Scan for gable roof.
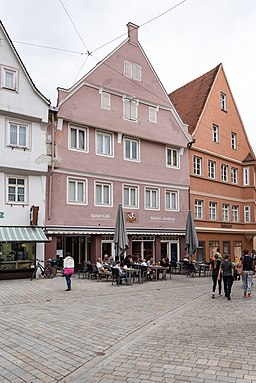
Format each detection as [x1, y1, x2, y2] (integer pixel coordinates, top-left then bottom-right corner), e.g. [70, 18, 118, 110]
[169, 64, 221, 134]
[0, 20, 50, 105]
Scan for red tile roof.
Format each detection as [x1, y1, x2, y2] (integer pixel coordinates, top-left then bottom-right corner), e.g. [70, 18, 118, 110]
[169, 64, 221, 134]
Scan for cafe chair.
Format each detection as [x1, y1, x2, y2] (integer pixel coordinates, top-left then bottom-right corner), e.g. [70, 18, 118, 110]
[111, 267, 121, 286]
[139, 265, 148, 283]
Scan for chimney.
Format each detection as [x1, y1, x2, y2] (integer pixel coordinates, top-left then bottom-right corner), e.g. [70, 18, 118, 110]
[127, 22, 139, 45]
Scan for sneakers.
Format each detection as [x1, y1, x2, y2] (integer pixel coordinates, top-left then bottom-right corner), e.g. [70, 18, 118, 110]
[248, 293, 251, 299]
[65, 288, 71, 291]
[243, 293, 247, 298]
[212, 293, 215, 299]
[227, 296, 231, 300]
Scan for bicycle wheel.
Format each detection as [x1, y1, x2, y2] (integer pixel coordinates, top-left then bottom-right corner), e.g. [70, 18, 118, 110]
[44, 266, 57, 279]
[31, 268, 37, 280]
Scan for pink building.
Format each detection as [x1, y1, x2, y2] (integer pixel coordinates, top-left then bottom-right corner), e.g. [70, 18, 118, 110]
[45, 23, 191, 267]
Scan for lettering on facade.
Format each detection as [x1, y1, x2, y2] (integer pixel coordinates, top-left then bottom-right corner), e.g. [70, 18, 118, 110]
[0, 212, 4, 219]
[91, 213, 110, 220]
[221, 223, 232, 228]
[150, 216, 175, 221]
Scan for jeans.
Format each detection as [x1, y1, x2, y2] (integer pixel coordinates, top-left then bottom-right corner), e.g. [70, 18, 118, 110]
[223, 275, 233, 298]
[65, 274, 72, 290]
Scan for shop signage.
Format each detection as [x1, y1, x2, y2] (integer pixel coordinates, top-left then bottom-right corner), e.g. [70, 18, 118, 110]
[126, 212, 137, 223]
[221, 223, 232, 228]
[91, 213, 110, 220]
[0, 212, 4, 219]
[150, 216, 175, 221]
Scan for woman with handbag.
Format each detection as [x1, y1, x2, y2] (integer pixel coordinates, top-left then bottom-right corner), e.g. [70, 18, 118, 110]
[63, 252, 74, 291]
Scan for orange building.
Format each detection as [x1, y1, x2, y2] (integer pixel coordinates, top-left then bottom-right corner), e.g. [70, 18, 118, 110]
[170, 64, 256, 262]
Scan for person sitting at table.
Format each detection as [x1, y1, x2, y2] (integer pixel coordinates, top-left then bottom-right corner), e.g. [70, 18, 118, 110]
[123, 255, 132, 268]
[141, 258, 151, 278]
[96, 258, 112, 277]
[113, 260, 128, 283]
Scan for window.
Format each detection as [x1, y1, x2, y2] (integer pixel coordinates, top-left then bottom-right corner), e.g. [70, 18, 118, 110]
[101, 92, 110, 110]
[145, 187, 159, 210]
[221, 164, 228, 182]
[68, 178, 87, 204]
[209, 202, 217, 220]
[7, 176, 26, 204]
[244, 206, 250, 223]
[231, 132, 237, 149]
[167, 147, 179, 168]
[193, 156, 202, 176]
[123, 185, 138, 208]
[243, 167, 250, 186]
[96, 131, 113, 156]
[124, 137, 139, 161]
[149, 107, 157, 123]
[69, 124, 88, 151]
[231, 167, 238, 184]
[95, 181, 112, 206]
[165, 190, 178, 211]
[7, 121, 28, 148]
[208, 160, 216, 179]
[123, 98, 138, 121]
[232, 205, 239, 222]
[195, 199, 203, 219]
[220, 92, 227, 111]
[222, 204, 229, 221]
[124, 60, 141, 81]
[1, 66, 18, 90]
[212, 124, 219, 143]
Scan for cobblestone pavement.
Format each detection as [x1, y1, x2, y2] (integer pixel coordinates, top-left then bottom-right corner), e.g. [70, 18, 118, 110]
[0, 274, 256, 383]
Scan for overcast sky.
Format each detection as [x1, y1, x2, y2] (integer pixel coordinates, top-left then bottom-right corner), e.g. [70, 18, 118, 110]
[1, 0, 255, 151]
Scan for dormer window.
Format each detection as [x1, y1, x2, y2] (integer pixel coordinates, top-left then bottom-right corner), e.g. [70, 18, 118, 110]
[220, 92, 227, 111]
[124, 60, 141, 81]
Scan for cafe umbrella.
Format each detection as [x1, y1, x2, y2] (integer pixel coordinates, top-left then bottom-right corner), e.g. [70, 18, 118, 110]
[185, 210, 199, 257]
[113, 203, 129, 262]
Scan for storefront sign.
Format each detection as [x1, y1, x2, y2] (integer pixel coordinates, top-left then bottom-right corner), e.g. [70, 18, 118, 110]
[0, 212, 4, 219]
[91, 213, 110, 220]
[150, 216, 175, 221]
[126, 212, 137, 223]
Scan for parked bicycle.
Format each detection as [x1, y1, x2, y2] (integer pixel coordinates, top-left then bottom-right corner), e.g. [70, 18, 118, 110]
[31, 259, 58, 280]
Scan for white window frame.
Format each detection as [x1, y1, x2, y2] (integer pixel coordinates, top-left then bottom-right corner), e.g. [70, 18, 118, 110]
[94, 181, 112, 207]
[145, 187, 160, 210]
[101, 92, 111, 110]
[212, 124, 219, 143]
[222, 204, 229, 221]
[221, 164, 228, 182]
[209, 201, 217, 220]
[96, 130, 113, 157]
[231, 132, 237, 149]
[6, 120, 30, 149]
[195, 199, 203, 219]
[231, 167, 238, 184]
[124, 60, 141, 81]
[123, 97, 138, 122]
[208, 160, 216, 179]
[232, 205, 239, 222]
[69, 124, 88, 152]
[167, 147, 180, 168]
[165, 190, 179, 211]
[67, 177, 87, 205]
[244, 206, 250, 223]
[6, 175, 27, 205]
[193, 156, 202, 176]
[149, 106, 157, 123]
[123, 184, 139, 209]
[220, 92, 227, 111]
[243, 167, 250, 186]
[1, 65, 18, 91]
[124, 137, 140, 161]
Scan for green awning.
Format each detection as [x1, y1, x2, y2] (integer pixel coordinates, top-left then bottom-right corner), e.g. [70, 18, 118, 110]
[0, 227, 49, 242]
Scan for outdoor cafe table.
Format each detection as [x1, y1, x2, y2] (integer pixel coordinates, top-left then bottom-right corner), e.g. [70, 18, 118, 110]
[149, 266, 167, 281]
[124, 268, 141, 285]
[197, 263, 210, 277]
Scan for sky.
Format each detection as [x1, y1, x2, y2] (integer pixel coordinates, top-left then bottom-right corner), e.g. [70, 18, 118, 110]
[1, 0, 255, 151]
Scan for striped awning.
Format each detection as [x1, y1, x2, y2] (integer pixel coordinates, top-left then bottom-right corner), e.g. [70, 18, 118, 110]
[0, 227, 49, 242]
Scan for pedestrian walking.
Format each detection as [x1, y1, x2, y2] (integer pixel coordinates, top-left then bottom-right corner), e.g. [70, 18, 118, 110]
[63, 252, 74, 291]
[241, 249, 255, 299]
[210, 254, 222, 298]
[218, 254, 234, 300]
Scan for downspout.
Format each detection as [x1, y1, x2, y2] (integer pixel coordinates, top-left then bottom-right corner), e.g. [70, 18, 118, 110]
[48, 109, 56, 220]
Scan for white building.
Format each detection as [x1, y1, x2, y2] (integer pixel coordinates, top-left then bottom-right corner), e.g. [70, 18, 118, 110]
[0, 21, 50, 279]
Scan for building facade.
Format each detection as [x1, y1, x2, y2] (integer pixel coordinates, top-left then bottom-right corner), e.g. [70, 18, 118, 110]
[170, 64, 256, 262]
[0, 21, 49, 279]
[45, 23, 192, 267]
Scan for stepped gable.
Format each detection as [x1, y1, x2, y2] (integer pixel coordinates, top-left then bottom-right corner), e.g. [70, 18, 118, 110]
[169, 64, 221, 134]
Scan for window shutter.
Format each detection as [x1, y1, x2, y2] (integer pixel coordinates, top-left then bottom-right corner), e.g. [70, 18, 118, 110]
[124, 60, 132, 78]
[130, 101, 137, 121]
[133, 64, 141, 81]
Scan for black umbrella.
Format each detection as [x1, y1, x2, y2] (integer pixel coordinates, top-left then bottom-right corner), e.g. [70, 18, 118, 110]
[185, 210, 198, 256]
[113, 203, 129, 261]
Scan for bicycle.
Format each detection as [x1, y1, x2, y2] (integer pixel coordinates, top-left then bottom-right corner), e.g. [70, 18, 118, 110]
[31, 259, 58, 280]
